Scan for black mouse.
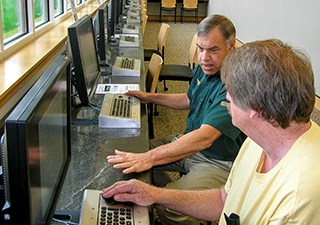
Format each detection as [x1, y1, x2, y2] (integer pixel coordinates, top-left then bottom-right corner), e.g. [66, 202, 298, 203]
[104, 196, 118, 204]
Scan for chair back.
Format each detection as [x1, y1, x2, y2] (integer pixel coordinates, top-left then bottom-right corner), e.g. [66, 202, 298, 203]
[141, 7, 147, 17]
[157, 23, 170, 56]
[147, 53, 163, 93]
[142, 14, 148, 35]
[146, 54, 163, 139]
[188, 34, 197, 69]
[161, 0, 176, 8]
[183, 0, 198, 9]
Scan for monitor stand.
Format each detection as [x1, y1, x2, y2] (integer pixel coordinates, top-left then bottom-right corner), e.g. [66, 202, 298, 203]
[71, 105, 99, 125]
[53, 210, 80, 224]
[108, 38, 119, 47]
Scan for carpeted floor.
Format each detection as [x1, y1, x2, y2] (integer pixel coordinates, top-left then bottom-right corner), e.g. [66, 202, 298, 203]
[143, 21, 198, 138]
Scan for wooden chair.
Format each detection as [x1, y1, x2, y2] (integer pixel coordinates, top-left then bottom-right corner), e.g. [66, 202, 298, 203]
[144, 23, 170, 62]
[146, 54, 163, 139]
[141, 12, 148, 35]
[159, 33, 197, 91]
[160, 0, 177, 23]
[180, 0, 198, 23]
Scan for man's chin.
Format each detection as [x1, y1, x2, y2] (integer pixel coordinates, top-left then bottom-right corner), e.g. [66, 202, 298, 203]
[201, 64, 218, 75]
[203, 69, 218, 76]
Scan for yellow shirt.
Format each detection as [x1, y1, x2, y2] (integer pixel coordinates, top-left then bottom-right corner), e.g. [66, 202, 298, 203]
[220, 121, 320, 225]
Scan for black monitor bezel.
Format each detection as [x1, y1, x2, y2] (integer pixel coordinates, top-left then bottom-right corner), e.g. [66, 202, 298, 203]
[96, 3, 108, 61]
[109, 0, 116, 38]
[3, 55, 71, 225]
[68, 14, 100, 107]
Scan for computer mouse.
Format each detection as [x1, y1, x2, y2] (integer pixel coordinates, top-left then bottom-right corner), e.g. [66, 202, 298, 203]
[104, 196, 118, 204]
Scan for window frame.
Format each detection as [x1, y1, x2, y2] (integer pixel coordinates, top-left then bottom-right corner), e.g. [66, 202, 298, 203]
[1, 0, 28, 46]
[0, 0, 93, 57]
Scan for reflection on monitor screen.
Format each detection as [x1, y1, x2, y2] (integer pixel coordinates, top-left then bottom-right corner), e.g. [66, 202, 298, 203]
[0, 55, 71, 225]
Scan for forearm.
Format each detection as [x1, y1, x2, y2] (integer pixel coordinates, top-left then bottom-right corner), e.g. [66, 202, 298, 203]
[148, 125, 221, 166]
[101, 179, 225, 221]
[147, 93, 189, 110]
[155, 188, 225, 221]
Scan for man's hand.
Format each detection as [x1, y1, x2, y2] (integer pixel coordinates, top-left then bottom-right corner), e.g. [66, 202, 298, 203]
[101, 179, 157, 206]
[107, 150, 153, 174]
[126, 90, 150, 103]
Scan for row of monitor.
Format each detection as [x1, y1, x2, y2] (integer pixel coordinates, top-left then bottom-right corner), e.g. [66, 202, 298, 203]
[0, 0, 136, 224]
[69, 0, 130, 108]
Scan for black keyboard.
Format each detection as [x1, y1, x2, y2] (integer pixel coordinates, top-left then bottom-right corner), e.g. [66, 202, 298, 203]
[110, 95, 132, 118]
[99, 196, 134, 225]
[120, 57, 135, 69]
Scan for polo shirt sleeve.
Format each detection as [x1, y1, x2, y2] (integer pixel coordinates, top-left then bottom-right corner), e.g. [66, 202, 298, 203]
[202, 87, 241, 141]
[187, 65, 201, 100]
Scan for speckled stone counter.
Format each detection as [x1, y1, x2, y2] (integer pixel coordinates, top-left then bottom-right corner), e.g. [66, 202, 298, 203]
[54, 33, 150, 219]
[55, 105, 150, 213]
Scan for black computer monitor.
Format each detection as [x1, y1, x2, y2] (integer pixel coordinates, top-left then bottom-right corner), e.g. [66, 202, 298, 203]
[68, 14, 100, 107]
[108, 0, 116, 40]
[94, 3, 109, 61]
[0, 55, 71, 225]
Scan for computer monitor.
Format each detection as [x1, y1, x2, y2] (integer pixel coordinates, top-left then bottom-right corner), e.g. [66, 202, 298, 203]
[68, 14, 100, 107]
[94, 3, 109, 61]
[108, 0, 116, 40]
[0, 55, 71, 225]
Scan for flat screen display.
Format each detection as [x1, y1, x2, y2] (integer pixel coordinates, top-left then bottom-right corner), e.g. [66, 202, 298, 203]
[68, 15, 100, 106]
[1, 55, 71, 225]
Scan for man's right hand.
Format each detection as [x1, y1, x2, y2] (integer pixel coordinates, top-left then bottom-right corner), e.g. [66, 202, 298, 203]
[126, 90, 150, 103]
[107, 149, 153, 174]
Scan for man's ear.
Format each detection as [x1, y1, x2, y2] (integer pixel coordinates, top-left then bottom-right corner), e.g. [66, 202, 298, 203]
[229, 38, 236, 50]
[249, 109, 259, 119]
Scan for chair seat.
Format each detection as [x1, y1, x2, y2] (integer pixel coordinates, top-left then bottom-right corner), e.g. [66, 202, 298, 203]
[144, 49, 162, 61]
[159, 64, 193, 81]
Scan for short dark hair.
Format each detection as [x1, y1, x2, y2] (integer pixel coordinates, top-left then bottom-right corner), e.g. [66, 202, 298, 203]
[197, 14, 236, 45]
[221, 39, 315, 128]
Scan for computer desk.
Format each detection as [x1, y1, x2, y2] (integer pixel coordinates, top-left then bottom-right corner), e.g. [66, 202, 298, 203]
[54, 26, 151, 222]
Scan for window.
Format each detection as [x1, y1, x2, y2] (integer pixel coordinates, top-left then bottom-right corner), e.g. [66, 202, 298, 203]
[0, 0, 93, 53]
[1, 0, 27, 44]
[34, 0, 49, 27]
[54, 0, 64, 17]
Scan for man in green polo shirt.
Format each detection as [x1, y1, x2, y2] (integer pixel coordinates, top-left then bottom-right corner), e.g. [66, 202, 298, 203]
[107, 14, 247, 225]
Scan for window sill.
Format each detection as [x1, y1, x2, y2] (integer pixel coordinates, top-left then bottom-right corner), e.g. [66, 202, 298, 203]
[0, 1, 101, 110]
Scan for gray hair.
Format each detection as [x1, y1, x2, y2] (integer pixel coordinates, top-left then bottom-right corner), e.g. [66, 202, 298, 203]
[197, 14, 236, 45]
[221, 39, 315, 128]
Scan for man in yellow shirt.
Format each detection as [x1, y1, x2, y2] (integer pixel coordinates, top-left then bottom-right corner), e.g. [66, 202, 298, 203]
[101, 39, 320, 224]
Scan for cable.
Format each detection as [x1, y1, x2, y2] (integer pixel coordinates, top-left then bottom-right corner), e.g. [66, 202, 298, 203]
[89, 102, 101, 112]
[52, 218, 79, 225]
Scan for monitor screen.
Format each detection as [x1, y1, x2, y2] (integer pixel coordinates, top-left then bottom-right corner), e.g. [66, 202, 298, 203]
[94, 3, 109, 61]
[68, 14, 100, 106]
[108, 0, 116, 39]
[1, 55, 71, 225]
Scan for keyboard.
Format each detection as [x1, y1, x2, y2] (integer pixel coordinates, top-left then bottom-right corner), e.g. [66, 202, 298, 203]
[126, 15, 141, 25]
[127, 9, 140, 17]
[99, 94, 141, 128]
[112, 57, 141, 77]
[111, 95, 131, 118]
[119, 34, 139, 47]
[121, 57, 135, 70]
[98, 197, 134, 225]
[122, 24, 140, 34]
[79, 189, 149, 225]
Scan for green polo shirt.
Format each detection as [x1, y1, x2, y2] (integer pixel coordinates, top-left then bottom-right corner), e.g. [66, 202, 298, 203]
[186, 65, 246, 161]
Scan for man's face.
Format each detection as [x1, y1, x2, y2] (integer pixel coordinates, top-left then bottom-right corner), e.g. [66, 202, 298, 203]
[226, 92, 251, 133]
[197, 28, 233, 76]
